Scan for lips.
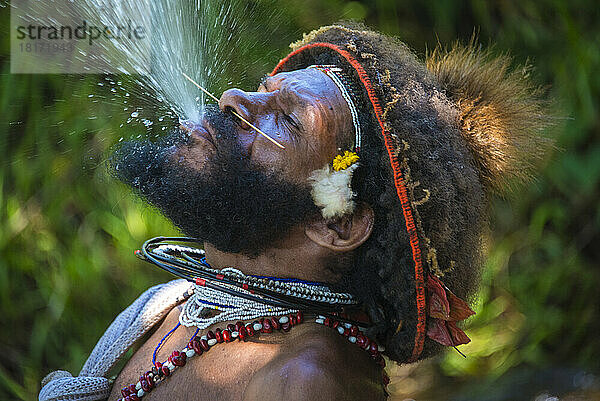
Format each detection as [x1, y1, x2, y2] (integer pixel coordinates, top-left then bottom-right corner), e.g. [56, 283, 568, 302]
[181, 120, 216, 148]
[192, 125, 215, 147]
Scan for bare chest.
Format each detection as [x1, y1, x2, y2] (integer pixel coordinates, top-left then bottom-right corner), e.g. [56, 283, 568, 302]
[108, 307, 385, 401]
[109, 313, 283, 401]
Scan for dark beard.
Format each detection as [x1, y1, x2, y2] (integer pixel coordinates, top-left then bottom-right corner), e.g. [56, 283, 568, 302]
[108, 106, 318, 255]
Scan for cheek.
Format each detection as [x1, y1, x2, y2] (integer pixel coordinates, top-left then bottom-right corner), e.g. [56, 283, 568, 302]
[246, 143, 315, 186]
[245, 107, 339, 182]
[249, 143, 295, 181]
[263, 147, 329, 185]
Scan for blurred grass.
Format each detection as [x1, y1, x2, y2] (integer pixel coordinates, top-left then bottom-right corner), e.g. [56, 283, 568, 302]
[1, 1, 599, 400]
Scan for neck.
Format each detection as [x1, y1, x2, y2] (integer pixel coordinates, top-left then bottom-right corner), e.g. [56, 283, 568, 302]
[203, 227, 342, 284]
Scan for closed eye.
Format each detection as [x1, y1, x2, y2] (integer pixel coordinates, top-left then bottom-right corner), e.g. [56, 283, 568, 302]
[283, 113, 301, 131]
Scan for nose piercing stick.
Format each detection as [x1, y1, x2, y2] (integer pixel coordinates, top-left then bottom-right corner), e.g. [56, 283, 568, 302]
[182, 72, 285, 149]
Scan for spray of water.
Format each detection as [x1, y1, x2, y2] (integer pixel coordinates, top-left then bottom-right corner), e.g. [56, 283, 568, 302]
[7, 0, 292, 172]
[13, 0, 249, 127]
[82, 0, 239, 123]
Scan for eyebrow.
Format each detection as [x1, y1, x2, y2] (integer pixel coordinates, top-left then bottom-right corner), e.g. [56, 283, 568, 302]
[280, 84, 308, 106]
[260, 76, 310, 111]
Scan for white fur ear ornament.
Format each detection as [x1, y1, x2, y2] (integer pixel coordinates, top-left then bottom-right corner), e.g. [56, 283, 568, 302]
[308, 151, 360, 219]
[305, 64, 362, 219]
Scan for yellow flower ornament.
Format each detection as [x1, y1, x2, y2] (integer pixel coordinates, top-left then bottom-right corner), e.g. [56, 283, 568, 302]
[332, 151, 360, 171]
[308, 150, 361, 219]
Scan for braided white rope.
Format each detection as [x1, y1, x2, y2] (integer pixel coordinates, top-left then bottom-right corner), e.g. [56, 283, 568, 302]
[39, 280, 192, 401]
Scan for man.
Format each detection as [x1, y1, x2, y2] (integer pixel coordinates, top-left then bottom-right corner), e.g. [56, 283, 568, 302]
[40, 23, 549, 400]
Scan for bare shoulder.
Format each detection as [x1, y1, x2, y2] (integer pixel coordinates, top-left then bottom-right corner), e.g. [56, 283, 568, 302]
[108, 305, 183, 400]
[243, 328, 386, 401]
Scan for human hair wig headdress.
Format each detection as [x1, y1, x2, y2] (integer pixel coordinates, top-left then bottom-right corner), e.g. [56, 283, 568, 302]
[272, 22, 551, 363]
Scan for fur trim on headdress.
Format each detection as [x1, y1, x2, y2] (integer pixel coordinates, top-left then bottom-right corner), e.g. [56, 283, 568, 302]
[308, 163, 359, 219]
[426, 40, 553, 193]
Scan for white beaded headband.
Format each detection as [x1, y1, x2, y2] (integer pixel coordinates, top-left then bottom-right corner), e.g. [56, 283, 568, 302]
[308, 65, 362, 151]
[306, 65, 364, 219]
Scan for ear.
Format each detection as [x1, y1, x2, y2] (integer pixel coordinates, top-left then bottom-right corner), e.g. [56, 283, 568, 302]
[305, 203, 374, 252]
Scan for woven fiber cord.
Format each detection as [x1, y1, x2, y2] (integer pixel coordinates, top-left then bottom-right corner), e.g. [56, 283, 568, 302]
[39, 279, 192, 401]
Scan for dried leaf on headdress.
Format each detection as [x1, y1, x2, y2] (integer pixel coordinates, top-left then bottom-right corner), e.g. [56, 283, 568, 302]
[427, 318, 472, 346]
[427, 274, 474, 346]
[427, 318, 454, 346]
[427, 275, 450, 320]
[447, 321, 471, 346]
[428, 274, 475, 323]
[447, 289, 476, 321]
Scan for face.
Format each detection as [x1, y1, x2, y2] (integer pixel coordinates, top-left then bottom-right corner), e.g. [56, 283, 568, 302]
[110, 68, 352, 255]
[181, 68, 353, 180]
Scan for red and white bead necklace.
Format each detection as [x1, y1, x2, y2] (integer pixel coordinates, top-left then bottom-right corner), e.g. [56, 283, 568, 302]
[118, 308, 388, 401]
[121, 239, 389, 400]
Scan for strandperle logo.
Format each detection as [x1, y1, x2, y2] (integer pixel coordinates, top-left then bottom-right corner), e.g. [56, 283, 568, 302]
[10, 0, 152, 74]
[15, 20, 146, 46]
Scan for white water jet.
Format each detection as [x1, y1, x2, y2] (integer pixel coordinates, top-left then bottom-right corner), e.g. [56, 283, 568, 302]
[13, 0, 243, 124]
[82, 0, 238, 123]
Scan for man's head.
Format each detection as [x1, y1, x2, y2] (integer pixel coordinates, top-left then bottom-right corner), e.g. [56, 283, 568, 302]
[111, 22, 550, 363]
[110, 67, 368, 255]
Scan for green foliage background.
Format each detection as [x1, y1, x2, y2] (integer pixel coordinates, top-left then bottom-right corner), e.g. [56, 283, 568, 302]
[1, 1, 598, 400]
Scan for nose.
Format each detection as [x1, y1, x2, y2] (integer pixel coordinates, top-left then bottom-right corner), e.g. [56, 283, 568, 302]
[218, 88, 261, 130]
[218, 88, 285, 149]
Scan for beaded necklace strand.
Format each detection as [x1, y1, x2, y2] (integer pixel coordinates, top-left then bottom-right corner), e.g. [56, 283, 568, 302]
[137, 238, 364, 323]
[118, 238, 389, 401]
[118, 310, 388, 401]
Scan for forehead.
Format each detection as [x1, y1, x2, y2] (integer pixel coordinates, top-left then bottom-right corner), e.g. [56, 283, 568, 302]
[263, 68, 353, 173]
[267, 68, 341, 98]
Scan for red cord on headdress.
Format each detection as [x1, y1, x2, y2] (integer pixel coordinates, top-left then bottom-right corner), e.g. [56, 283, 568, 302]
[272, 42, 427, 362]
